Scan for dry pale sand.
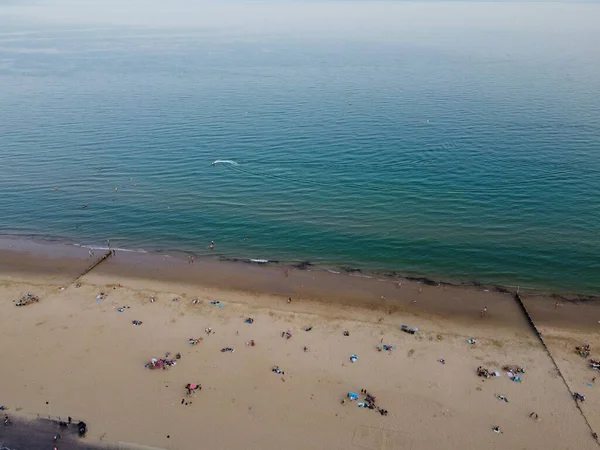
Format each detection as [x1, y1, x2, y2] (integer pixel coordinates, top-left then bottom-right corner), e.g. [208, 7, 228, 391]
[0, 248, 599, 450]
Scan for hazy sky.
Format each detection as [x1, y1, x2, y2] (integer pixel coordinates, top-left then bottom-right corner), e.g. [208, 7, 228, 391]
[1, 0, 599, 37]
[0, 0, 598, 71]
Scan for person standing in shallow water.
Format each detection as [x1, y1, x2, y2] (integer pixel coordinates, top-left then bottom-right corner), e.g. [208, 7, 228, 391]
[209, 241, 214, 250]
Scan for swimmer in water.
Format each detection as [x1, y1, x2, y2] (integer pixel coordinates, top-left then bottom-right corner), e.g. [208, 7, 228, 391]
[209, 241, 214, 250]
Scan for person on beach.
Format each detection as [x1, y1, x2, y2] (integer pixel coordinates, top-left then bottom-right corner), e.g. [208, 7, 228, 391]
[480, 307, 487, 317]
[186, 383, 201, 395]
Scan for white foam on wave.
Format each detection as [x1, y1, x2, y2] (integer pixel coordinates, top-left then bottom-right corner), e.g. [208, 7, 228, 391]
[212, 160, 238, 166]
[327, 270, 341, 274]
[73, 243, 148, 253]
[250, 259, 268, 263]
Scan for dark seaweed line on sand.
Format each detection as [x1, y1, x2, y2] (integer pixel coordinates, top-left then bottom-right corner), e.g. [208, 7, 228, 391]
[217, 256, 600, 303]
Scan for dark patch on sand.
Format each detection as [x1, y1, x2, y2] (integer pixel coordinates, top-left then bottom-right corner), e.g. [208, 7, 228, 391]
[0, 416, 116, 450]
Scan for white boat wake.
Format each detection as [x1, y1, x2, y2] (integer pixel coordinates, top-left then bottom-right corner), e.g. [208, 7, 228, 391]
[211, 160, 238, 166]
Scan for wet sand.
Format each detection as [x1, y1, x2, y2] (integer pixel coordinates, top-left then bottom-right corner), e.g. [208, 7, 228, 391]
[1, 239, 599, 449]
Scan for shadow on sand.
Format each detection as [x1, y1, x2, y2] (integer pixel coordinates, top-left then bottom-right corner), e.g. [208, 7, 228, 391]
[0, 416, 117, 450]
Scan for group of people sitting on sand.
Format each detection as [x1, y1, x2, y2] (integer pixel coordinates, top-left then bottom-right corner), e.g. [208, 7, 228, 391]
[477, 366, 491, 378]
[502, 365, 525, 374]
[400, 325, 418, 335]
[16, 292, 40, 307]
[281, 330, 292, 339]
[376, 344, 396, 353]
[146, 354, 179, 370]
[576, 343, 591, 358]
[185, 383, 201, 395]
[576, 342, 600, 370]
[477, 364, 523, 379]
[358, 389, 388, 416]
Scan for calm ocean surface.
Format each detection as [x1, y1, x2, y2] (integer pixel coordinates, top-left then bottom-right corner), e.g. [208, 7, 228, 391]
[1, 1, 599, 293]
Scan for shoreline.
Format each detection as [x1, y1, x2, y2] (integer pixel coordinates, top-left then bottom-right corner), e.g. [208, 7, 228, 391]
[1, 235, 599, 333]
[1, 234, 598, 302]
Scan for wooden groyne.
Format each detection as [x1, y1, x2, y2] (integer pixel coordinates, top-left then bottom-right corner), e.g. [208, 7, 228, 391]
[76, 250, 113, 280]
[513, 291, 598, 444]
[513, 291, 544, 343]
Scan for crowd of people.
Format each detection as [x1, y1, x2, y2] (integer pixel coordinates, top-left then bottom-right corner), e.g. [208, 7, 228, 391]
[344, 389, 388, 416]
[15, 292, 40, 307]
[145, 354, 179, 370]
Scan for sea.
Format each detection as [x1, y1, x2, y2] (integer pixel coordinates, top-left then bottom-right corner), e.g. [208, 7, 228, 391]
[1, 1, 599, 294]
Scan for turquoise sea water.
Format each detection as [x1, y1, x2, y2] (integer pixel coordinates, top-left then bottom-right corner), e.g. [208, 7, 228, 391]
[1, 2, 599, 293]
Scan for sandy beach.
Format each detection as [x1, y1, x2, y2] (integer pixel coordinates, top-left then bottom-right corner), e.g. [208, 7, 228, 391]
[1, 241, 599, 450]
